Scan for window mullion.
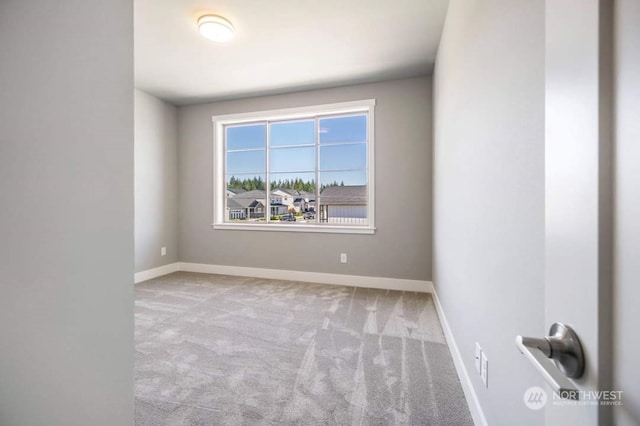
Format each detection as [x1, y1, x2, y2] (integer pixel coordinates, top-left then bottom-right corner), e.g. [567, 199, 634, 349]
[314, 116, 320, 224]
[265, 121, 270, 223]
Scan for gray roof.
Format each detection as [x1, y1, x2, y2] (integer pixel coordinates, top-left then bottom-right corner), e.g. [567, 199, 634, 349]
[319, 185, 367, 206]
[227, 187, 246, 194]
[226, 198, 246, 210]
[227, 191, 265, 209]
[232, 189, 266, 199]
[298, 190, 315, 199]
[227, 199, 263, 210]
[271, 188, 297, 196]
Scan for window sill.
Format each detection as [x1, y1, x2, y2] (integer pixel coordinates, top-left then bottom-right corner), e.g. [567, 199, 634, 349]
[212, 223, 375, 235]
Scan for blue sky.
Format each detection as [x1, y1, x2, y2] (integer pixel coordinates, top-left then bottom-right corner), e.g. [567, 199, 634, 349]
[226, 114, 367, 186]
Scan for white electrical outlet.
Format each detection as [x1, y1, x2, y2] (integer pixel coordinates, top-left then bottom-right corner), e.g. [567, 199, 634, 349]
[161, 246, 167, 256]
[340, 253, 348, 263]
[481, 352, 489, 388]
[475, 342, 482, 374]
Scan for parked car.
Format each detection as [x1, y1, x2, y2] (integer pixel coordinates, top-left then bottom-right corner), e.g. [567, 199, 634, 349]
[281, 214, 296, 222]
[303, 212, 315, 219]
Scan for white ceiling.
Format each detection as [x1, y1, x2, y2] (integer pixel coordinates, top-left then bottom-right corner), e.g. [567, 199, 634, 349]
[134, 0, 449, 105]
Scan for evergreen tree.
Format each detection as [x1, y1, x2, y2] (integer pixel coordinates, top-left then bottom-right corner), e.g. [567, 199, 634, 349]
[229, 176, 318, 192]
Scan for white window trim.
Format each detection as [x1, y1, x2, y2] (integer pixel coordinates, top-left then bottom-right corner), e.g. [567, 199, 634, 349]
[212, 99, 376, 234]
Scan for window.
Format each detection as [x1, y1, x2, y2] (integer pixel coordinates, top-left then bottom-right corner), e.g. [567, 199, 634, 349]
[212, 99, 375, 234]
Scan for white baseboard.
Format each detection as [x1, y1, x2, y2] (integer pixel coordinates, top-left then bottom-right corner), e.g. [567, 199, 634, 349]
[134, 262, 431, 293]
[134, 262, 180, 284]
[432, 288, 488, 426]
[177, 262, 433, 293]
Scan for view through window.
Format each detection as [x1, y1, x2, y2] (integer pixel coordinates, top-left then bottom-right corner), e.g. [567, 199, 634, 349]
[213, 100, 375, 233]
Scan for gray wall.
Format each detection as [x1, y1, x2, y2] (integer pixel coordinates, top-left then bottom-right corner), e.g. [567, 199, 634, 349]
[614, 0, 640, 424]
[432, 1, 544, 425]
[0, 1, 134, 425]
[178, 77, 432, 281]
[135, 90, 179, 272]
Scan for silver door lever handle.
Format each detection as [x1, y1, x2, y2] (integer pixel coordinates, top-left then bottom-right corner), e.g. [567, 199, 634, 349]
[515, 323, 585, 400]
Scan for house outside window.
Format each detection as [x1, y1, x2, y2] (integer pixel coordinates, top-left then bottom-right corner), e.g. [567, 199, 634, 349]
[212, 99, 375, 234]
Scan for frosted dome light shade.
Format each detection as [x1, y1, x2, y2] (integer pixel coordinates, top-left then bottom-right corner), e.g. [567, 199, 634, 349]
[198, 15, 234, 42]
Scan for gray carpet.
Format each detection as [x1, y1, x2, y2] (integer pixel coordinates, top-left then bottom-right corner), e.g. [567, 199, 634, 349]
[135, 272, 473, 425]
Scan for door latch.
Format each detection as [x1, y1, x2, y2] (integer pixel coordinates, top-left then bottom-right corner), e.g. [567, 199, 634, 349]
[516, 323, 585, 400]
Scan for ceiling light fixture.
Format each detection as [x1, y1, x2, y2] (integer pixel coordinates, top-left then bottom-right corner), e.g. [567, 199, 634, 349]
[198, 15, 234, 43]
